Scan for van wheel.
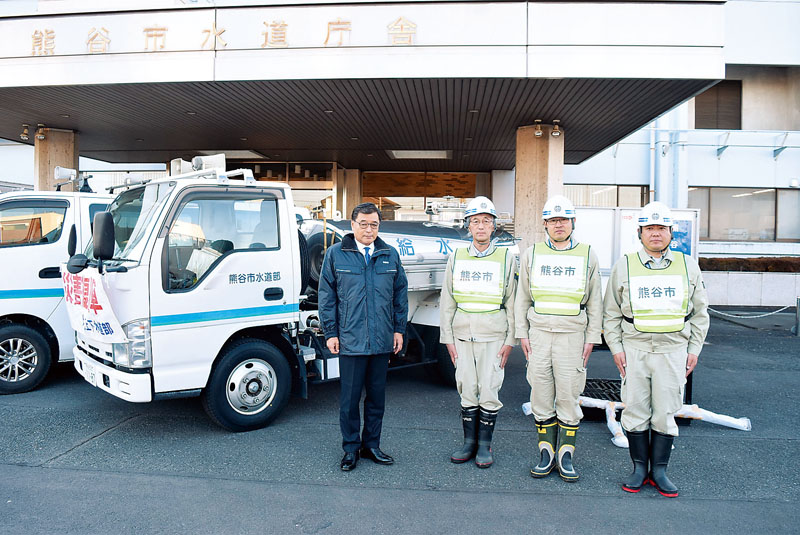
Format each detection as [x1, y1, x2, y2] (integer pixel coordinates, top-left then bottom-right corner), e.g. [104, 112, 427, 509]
[0, 324, 52, 395]
[201, 339, 291, 432]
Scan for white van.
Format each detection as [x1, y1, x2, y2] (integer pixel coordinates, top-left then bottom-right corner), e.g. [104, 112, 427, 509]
[0, 190, 113, 393]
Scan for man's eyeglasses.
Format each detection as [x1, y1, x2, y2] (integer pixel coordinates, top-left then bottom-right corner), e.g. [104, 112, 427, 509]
[355, 221, 379, 230]
[546, 218, 570, 226]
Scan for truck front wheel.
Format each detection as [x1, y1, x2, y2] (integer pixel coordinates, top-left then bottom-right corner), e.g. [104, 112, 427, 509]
[0, 324, 52, 395]
[201, 339, 291, 432]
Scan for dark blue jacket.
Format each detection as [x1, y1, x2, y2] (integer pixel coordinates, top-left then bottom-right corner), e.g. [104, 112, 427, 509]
[318, 234, 408, 356]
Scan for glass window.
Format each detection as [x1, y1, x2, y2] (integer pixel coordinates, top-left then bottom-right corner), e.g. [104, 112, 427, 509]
[0, 202, 67, 247]
[687, 187, 710, 239]
[777, 189, 800, 241]
[564, 185, 648, 208]
[166, 196, 279, 290]
[709, 188, 775, 241]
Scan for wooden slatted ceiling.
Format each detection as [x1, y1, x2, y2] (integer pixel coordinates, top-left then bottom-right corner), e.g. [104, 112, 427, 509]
[0, 78, 714, 170]
[362, 172, 476, 198]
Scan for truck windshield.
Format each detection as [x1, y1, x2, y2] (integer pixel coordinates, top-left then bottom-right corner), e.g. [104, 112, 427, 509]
[97, 182, 175, 263]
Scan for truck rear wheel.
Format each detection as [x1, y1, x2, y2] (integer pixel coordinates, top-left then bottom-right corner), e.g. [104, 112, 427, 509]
[0, 324, 52, 395]
[201, 339, 291, 432]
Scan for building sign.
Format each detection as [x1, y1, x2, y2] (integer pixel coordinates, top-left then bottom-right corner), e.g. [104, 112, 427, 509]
[0, 4, 523, 59]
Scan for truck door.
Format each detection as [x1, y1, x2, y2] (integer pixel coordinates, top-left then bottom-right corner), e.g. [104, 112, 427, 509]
[147, 188, 297, 393]
[0, 197, 73, 322]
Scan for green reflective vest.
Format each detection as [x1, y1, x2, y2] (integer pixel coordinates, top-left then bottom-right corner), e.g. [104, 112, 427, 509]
[451, 247, 507, 313]
[627, 251, 690, 333]
[529, 242, 589, 316]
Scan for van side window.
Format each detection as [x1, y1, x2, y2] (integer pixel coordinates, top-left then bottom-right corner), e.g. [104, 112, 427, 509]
[0, 202, 68, 247]
[166, 196, 280, 290]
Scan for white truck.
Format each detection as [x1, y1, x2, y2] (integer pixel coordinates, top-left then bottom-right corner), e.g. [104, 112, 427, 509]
[0, 188, 113, 393]
[64, 157, 519, 431]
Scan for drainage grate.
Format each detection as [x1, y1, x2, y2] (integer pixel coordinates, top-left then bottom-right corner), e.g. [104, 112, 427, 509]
[581, 378, 622, 402]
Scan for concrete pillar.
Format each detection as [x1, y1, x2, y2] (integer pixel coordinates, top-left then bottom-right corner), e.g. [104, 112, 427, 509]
[514, 124, 564, 252]
[34, 128, 79, 191]
[343, 169, 361, 218]
[332, 167, 344, 219]
[475, 172, 491, 197]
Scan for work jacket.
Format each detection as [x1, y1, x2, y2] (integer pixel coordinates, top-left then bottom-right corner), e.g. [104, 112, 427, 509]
[318, 233, 408, 356]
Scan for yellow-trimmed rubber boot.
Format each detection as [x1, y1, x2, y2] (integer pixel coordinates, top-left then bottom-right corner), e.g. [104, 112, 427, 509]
[556, 421, 580, 482]
[530, 417, 557, 478]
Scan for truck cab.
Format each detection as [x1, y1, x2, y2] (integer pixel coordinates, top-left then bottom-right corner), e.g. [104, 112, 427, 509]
[66, 164, 303, 431]
[0, 190, 112, 393]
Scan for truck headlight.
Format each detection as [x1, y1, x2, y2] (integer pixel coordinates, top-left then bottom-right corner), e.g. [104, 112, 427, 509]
[113, 319, 152, 368]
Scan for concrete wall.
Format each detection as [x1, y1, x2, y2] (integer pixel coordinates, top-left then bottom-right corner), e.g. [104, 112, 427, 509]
[703, 271, 800, 306]
[728, 65, 800, 131]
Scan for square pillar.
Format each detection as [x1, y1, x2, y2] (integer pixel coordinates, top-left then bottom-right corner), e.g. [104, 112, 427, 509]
[343, 169, 361, 218]
[514, 124, 564, 252]
[34, 128, 79, 191]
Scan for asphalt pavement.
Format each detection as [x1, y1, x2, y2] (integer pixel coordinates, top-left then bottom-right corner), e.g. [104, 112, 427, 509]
[1, 316, 798, 534]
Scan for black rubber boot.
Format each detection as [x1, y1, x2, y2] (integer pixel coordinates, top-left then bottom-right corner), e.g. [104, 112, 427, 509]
[622, 429, 650, 493]
[450, 406, 479, 463]
[649, 430, 679, 498]
[556, 421, 579, 482]
[530, 417, 557, 478]
[475, 408, 498, 468]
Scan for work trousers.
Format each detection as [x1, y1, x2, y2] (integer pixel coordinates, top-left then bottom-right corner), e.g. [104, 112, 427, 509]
[339, 353, 390, 452]
[620, 345, 687, 436]
[454, 339, 505, 411]
[526, 329, 587, 426]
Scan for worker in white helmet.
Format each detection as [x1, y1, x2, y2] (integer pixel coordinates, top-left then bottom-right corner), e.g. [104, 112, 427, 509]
[439, 196, 517, 468]
[603, 201, 709, 498]
[514, 195, 603, 482]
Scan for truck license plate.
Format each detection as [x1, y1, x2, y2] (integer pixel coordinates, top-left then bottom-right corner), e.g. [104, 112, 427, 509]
[84, 362, 95, 386]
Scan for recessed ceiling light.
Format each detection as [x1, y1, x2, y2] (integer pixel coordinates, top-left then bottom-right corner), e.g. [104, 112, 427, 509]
[387, 150, 451, 160]
[468, 109, 479, 113]
[60, 114, 70, 118]
[465, 137, 473, 141]
[350, 137, 359, 141]
[366, 154, 374, 157]
[186, 111, 197, 116]
[324, 109, 334, 114]
[240, 137, 248, 141]
[135, 138, 144, 142]
[274, 154, 280, 158]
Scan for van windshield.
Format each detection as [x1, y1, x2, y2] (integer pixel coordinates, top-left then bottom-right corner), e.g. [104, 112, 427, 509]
[89, 182, 175, 263]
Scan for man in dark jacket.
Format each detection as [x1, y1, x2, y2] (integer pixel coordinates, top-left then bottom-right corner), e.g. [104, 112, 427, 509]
[318, 202, 408, 471]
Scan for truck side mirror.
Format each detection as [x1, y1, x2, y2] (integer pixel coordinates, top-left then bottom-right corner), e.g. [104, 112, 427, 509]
[67, 254, 89, 274]
[67, 224, 77, 256]
[93, 212, 115, 261]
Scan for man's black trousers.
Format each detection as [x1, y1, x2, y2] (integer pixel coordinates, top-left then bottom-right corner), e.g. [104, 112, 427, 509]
[339, 353, 390, 453]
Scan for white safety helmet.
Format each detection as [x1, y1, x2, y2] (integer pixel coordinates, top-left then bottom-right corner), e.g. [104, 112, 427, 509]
[637, 201, 674, 228]
[464, 196, 497, 220]
[542, 195, 576, 221]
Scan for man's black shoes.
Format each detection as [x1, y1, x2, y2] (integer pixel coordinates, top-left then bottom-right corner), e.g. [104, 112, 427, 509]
[341, 451, 359, 471]
[360, 447, 394, 465]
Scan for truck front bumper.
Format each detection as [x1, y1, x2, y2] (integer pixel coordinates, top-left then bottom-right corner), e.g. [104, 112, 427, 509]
[73, 347, 152, 402]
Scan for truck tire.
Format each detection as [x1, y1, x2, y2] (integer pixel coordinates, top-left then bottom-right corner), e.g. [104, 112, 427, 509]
[421, 325, 455, 387]
[0, 324, 52, 395]
[306, 230, 340, 290]
[201, 338, 291, 432]
[298, 230, 310, 294]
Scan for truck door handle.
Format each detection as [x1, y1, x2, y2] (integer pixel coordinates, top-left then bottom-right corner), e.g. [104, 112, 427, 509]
[38, 267, 61, 279]
[263, 287, 284, 301]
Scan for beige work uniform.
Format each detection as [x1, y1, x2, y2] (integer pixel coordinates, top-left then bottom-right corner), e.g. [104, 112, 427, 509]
[603, 248, 710, 436]
[514, 241, 603, 425]
[440, 243, 517, 411]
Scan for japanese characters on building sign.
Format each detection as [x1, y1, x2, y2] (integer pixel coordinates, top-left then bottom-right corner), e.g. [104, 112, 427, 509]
[23, 14, 419, 57]
[229, 272, 282, 285]
[261, 20, 289, 48]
